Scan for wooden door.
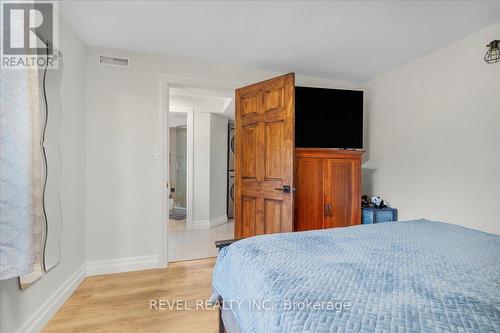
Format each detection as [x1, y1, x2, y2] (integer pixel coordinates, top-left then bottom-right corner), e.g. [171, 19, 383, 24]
[294, 157, 324, 231]
[324, 158, 360, 228]
[234, 73, 295, 239]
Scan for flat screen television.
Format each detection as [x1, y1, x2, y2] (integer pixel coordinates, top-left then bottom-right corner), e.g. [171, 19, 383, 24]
[295, 86, 363, 149]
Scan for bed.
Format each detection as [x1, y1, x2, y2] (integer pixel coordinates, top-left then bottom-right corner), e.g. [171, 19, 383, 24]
[212, 219, 500, 332]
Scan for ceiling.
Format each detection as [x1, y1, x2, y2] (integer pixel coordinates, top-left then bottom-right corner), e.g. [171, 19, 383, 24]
[170, 87, 234, 118]
[60, 1, 500, 83]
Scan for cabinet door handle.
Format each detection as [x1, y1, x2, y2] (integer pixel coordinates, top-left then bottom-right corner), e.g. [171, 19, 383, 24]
[325, 203, 332, 217]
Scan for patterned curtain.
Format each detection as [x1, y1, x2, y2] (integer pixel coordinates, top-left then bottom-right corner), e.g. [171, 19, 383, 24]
[0, 66, 45, 281]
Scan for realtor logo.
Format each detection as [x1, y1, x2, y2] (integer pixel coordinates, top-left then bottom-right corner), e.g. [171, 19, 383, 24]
[1, 1, 59, 68]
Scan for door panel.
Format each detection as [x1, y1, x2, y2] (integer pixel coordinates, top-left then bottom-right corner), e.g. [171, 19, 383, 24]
[294, 157, 324, 231]
[235, 73, 295, 239]
[265, 121, 283, 180]
[241, 196, 257, 238]
[242, 94, 258, 116]
[264, 199, 282, 234]
[241, 125, 257, 179]
[324, 159, 356, 228]
[264, 88, 284, 112]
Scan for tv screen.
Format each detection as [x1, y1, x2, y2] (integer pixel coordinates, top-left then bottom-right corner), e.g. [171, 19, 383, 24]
[295, 87, 363, 149]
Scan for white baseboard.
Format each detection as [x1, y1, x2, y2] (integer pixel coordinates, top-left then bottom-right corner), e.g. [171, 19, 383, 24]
[14, 264, 86, 333]
[192, 215, 227, 229]
[210, 215, 228, 228]
[86, 255, 159, 277]
[191, 219, 210, 229]
[14, 255, 159, 333]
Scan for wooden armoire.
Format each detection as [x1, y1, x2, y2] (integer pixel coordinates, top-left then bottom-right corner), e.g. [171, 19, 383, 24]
[234, 73, 362, 239]
[294, 148, 362, 231]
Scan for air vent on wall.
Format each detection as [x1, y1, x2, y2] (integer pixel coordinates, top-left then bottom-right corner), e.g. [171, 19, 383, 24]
[99, 55, 129, 67]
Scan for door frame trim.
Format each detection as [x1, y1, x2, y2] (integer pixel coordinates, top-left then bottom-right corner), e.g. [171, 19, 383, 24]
[158, 74, 243, 267]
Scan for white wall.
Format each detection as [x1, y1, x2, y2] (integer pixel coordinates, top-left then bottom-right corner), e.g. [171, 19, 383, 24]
[85, 46, 360, 263]
[177, 111, 228, 227]
[363, 22, 500, 234]
[192, 112, 212, 225]
[0, 16, 87, 333]
[210, 114, 228, 221]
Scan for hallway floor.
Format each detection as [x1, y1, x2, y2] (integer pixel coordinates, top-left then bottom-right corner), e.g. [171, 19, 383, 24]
[168, 219, 233, 261]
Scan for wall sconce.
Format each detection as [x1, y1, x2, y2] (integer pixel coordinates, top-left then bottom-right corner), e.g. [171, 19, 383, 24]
[484, 40, 500, 64]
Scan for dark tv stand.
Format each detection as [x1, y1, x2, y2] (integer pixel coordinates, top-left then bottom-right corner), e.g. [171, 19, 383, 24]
[294, 148, 363, 231]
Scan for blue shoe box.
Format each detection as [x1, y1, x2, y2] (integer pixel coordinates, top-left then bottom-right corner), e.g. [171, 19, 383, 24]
[362, 207, 398, 224]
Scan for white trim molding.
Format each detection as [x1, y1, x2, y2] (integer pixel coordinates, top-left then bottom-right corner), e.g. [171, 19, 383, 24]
[158, 76, 169, 268]
[191, 220, 210, 229]
[16, 256, 161, 333]
[192, 215, 228, 229]
[210, 215, 228, 228]
[186, 108, 194, 231]
[86, 255, 159, 277]
[14, 265, 86, 333]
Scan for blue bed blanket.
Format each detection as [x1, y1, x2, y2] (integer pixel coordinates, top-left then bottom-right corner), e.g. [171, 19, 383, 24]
[212, 220, 500, 332]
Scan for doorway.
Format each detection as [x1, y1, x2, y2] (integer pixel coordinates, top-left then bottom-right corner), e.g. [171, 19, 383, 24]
[168, 113, 187, 228]
[164, 80, 239, 262]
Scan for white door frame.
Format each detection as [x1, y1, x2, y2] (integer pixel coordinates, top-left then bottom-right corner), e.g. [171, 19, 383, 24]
[158, 74, 242, 267]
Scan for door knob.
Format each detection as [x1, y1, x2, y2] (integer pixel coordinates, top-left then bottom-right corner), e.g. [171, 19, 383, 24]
[274, 185, 295, 193]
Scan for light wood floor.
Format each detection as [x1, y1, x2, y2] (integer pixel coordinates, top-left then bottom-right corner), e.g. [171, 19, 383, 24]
[43, 258, 218, 333]
[169, 220, 233, 261]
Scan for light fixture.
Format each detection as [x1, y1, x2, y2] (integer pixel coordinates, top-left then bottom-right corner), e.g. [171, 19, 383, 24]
[484, 40, 500, 64]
